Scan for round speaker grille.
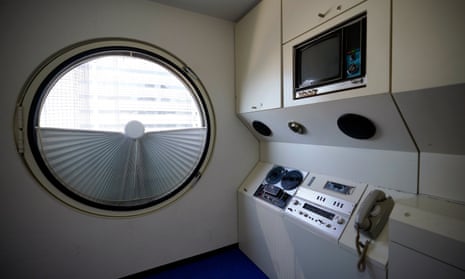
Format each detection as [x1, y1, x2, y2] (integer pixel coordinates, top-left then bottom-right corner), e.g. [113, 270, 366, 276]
[337, 113, 376, 140]
[252, 121, 272, 137]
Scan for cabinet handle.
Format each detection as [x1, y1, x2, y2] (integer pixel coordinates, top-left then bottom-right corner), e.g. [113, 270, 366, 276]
[318, 8, 331, 18]
[319, 5, 342, 18]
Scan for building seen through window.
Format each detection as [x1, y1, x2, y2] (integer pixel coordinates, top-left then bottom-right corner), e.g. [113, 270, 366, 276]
[40, 55, 202, 133]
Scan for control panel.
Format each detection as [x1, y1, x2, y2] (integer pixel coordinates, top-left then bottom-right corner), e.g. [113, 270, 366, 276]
[284, 173, 367, 240]
[299, 187, 356, 216]
[287, 195, 348, 240]
[254, 183, 292, 209]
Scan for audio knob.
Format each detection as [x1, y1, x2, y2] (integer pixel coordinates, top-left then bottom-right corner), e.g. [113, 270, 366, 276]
[337, 217, 345, 225]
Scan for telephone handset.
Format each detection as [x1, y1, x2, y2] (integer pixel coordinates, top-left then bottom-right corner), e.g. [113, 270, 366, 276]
[355, 189, 394, 239]
[354, 189, 394, 271]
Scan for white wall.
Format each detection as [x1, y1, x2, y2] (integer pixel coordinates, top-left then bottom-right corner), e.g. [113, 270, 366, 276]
[0, 0, 258, 278]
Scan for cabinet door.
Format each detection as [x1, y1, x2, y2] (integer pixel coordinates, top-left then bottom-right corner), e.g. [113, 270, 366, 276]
[392, 0, 465, 93]
[390, 242, 465, 279]
[283, 0, 366, 43]
[235, 0, 281, 113]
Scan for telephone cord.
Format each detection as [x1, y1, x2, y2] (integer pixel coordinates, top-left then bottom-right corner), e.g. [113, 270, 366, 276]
[355, 225, 370, 272]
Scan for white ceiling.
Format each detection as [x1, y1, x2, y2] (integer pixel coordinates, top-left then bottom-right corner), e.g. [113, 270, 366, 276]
[150, 0, 260, 22]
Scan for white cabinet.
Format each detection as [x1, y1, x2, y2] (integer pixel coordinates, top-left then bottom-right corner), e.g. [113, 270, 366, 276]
[283, 0, 391, 107]
[282, 0, 366, 43]
[237, 162, 295, 279]
[392, 0, 465, 93]
[235, 0, 281, 113]
[238, 191, 294, 279]
[390, 242, 465, 279]
[389, 196, 465, 278]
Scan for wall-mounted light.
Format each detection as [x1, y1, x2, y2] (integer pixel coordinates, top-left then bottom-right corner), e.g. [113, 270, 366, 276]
[288, 121, 306, 134]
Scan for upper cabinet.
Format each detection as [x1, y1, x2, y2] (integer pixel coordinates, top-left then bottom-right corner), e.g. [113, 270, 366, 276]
[283, 0, 391, 107]
[282, 0, 366, 43]
[391, 0, 465, 93]
[235, 0, 281, 113]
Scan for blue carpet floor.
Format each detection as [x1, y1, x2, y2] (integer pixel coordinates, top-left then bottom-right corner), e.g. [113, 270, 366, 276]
[127, 245, 268, 279]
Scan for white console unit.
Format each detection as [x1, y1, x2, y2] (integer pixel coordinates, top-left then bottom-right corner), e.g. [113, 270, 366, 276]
[238, 162, 298, 279]
[238, 163, 417, 279]
[389, 196, 465, 278]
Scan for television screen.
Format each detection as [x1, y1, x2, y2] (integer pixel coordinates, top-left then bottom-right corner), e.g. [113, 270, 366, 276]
[295, 33, 341, 90]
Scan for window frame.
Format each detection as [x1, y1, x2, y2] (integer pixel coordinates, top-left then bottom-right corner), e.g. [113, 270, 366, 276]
[15, 38, 215, 216]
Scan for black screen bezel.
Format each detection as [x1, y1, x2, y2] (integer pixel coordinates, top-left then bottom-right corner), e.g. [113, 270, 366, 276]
[293, 13, 367, 97]
[294, 30, 343, 91]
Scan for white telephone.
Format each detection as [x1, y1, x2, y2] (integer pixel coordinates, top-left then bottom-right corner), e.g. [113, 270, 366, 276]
[355, 189, 394, 239]
[354, 189, 394, 272]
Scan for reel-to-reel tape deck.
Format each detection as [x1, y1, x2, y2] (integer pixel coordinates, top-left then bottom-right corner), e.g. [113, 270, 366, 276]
[253, 166, 306, 209]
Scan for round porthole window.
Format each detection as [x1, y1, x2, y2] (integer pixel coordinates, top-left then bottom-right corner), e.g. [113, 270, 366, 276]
[15, 39, 215, 216]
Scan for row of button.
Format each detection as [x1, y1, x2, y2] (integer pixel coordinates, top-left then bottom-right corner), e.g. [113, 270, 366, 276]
[333, 201, 345, 208]
[317, 195, 345, 209]
[297, 211, 336, 230]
